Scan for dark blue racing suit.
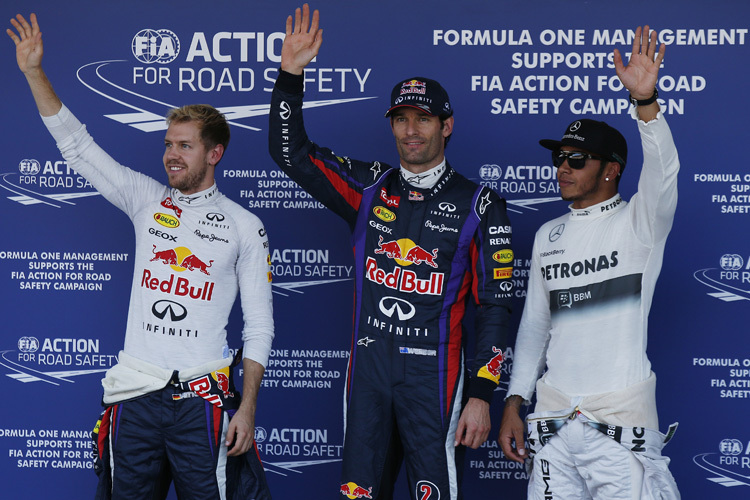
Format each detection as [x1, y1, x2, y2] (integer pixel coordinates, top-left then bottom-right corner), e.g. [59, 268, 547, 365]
[269, 71, 513, 500]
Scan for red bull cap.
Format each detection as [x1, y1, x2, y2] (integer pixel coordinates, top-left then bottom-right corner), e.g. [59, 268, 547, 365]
[385, 77, 452, 119]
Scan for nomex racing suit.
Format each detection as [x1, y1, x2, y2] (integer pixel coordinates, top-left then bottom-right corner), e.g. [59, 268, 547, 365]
[269, 71, 513, 500]
[42, 104, 274, 500]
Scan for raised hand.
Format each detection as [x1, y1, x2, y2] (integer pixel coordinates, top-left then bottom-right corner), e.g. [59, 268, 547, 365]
[281, 4, 323, 75]
[7, 13, 44, 75]
[614, 25, 665, 101]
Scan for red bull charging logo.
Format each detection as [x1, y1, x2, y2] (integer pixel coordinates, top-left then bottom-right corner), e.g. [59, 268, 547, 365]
[374, 236, 438, 268]
[478, 346, 504, 384]
[151, 245, 214, 275]
[340, 482, 373, 499]
[367, 237, 444, 296]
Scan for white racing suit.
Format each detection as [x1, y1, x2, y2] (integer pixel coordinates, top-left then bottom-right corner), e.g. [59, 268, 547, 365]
[506, 110, 681, 499]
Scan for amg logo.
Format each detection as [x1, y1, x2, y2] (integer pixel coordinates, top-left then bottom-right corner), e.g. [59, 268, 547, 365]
[540, 459, 553, 499]
[542, 251, 618, 280]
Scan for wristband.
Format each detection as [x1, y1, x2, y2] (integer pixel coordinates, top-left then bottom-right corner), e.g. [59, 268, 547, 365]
[629, 87, 658, 106]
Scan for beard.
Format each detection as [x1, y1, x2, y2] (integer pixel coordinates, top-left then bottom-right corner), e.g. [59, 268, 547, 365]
[167, 161, 210, 194]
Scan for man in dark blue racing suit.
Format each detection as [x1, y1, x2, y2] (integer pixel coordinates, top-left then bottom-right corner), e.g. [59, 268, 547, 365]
[268, 6, 513, 499]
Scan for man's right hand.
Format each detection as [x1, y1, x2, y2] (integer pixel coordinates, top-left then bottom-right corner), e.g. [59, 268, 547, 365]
[7, 13, 44, 75]
[498, 395, 528, 463]
[281, 4, 323, 75]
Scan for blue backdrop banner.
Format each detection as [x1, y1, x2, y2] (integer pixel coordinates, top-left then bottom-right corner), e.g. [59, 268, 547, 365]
[1, 1, 748, 499]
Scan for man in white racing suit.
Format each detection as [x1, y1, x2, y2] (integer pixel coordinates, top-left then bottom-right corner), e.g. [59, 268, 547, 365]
[8, 13, 274, 499]
[498, 26, 680, 500]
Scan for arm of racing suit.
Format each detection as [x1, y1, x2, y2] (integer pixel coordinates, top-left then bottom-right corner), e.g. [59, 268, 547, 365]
[467, 188, 514, 403]
[269, 70, 392, 229]
[234, 209, 275, 369]
[10, 14, 164, 218]
[42, 105, 166, 218]
[627, 111, 680, 247]
[506, 233, 551, 405]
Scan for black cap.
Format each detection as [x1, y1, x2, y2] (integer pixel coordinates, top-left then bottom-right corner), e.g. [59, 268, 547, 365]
[539, 119, 627, 167]
[384, 77, 453, 119]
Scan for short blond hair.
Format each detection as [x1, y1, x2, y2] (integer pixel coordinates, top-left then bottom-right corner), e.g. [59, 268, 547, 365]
[166, 104, 230, 152]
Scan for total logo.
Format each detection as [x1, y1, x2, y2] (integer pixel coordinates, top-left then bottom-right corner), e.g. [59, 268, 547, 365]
[379, 188, 400, 208]
[374, 236, 438, 268]
[340, 483, 372, 499]
[694, 253, 750, 302]
[693, 437, 750, 488]
[150, 245, 214, 275]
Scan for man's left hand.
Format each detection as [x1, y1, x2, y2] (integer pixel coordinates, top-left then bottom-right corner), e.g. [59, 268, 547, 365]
[454, 397, 491, 449]
[225, 411, 254, 457]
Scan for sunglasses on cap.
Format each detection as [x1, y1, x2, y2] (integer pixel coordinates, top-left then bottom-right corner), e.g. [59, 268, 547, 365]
[552, 150, 603, 170]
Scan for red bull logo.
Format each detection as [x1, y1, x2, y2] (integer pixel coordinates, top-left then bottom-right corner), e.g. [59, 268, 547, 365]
[400, 79, 426, 95]
[151, 246, 213, 275]
[374, 237, 438, 268]
[404, 245, 438, 268]
[365, 257, 444, 296]
[212, 367, 233, 398]
[374, 236, 402, 259]
[340, 482, 373, 499]
[141, 269, 215, 301]
[478, 346, 504, 383]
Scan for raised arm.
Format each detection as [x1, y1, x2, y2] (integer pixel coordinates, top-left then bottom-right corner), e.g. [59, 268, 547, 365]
[7, 13, 61, 116]
[281, 3, 323, 75]
[613, 25, 665, 122]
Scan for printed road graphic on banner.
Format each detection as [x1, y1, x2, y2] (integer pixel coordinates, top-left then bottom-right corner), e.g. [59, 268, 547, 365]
[506, 196, 562, 214]
[1, 171, 99, 209]
[272, 279, 352, 297]
[0, 350, 107, 385]
[76, 60, 376, 133]
[693, 444, 750, 488]
[694, 254, 750, 302]
[263, 459, 341, 476]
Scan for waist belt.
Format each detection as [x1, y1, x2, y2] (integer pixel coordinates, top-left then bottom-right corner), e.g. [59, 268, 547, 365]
[169, 347, 244, 412]
[527, 409, 678, 457]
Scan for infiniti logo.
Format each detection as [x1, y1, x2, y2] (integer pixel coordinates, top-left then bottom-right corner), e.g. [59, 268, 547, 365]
[499, 281, 513, 292]
[152, 300, 188, 321]
[438, 202, 456, 212]
[378, 296, 416, 321]
[206, 213, 225, 222]
[279, 101, 291, 120]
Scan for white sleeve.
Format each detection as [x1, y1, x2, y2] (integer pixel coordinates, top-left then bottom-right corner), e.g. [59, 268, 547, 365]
[506, 234, 551, 403]
[40, 104, 165, 217]
[627, 111, 680, 246]
[235, 212, 275, 368]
